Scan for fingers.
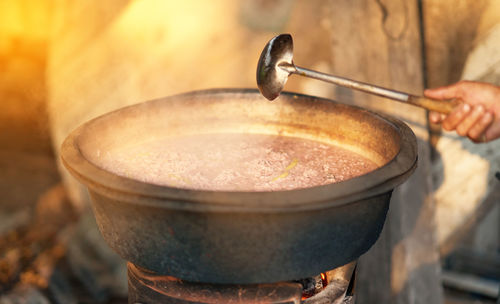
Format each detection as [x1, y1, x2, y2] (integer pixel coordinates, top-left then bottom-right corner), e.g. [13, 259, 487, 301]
[467, 111, 494, 142]
[456, 105, 485, 136]
[485, 118, 500, 142]
[429, 111, 445, 124]
[436, 104, 496, 143]
[441, 103, 471, 131]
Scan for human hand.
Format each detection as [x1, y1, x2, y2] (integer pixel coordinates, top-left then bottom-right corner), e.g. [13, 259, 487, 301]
[425, 80, 500, 143]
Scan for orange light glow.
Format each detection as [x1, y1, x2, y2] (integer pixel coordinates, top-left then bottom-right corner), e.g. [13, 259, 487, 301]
[321, 272, 328, 287]
[0, 0, 51, 41]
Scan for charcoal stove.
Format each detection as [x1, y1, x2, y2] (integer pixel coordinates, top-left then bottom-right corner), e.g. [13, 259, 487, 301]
[127, 261, 356, 304]
[60, 88, 417, 303]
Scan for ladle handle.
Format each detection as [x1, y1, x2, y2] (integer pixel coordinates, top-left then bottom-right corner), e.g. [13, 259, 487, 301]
[407, 96, 460, 114]
[289, 66, 462, 114]
[291, 66, 462, 114]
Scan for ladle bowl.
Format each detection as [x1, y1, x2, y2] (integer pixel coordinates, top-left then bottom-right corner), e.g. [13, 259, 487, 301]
[61, 88, 417, 284]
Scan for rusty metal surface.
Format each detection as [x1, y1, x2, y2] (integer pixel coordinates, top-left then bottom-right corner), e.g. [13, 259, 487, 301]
[60, 89, 417, 284]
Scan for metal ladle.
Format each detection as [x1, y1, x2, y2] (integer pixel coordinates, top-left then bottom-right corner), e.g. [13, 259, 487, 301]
[256, 34, 458, 114]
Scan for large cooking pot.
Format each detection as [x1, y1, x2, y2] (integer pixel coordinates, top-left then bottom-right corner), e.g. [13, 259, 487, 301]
[61, 88, 417, 284]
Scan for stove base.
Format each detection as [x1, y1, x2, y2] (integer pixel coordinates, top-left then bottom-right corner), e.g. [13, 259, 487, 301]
[128, 262, 355, 304]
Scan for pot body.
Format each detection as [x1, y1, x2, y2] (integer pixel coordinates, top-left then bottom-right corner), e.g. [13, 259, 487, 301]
[89, 189, 390, 283]
[61, 88, 417, 283]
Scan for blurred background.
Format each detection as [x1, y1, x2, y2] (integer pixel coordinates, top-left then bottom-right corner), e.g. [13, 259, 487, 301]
[0, 0, 499, 303]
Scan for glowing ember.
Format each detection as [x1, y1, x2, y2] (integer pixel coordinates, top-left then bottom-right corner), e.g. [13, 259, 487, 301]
[97, 133, 378, 191]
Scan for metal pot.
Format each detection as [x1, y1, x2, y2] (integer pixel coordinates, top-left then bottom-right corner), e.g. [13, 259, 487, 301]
[61, 88, 417, 284]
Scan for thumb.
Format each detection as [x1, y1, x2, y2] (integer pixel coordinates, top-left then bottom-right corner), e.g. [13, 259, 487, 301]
[424, 83, 464, 100]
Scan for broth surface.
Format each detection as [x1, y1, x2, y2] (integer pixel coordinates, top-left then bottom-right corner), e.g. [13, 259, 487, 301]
[98, 133, 378, 191]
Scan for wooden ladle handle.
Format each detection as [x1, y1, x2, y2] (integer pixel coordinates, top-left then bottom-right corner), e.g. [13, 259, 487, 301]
[407, 96, 461, 114]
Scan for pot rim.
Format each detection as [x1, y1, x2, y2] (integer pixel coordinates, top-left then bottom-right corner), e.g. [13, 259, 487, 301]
[61, 88, 417, 212]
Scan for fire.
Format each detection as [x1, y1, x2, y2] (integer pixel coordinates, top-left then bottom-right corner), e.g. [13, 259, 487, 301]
[321, 272, 328, 286]
[300, 272, 329, 300]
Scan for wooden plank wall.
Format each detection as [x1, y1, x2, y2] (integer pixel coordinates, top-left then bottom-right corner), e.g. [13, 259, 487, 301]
[423, 0, 491, 88]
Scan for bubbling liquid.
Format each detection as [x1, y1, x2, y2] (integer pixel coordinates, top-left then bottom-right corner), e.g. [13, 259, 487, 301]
[98, 133, 378, 191]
